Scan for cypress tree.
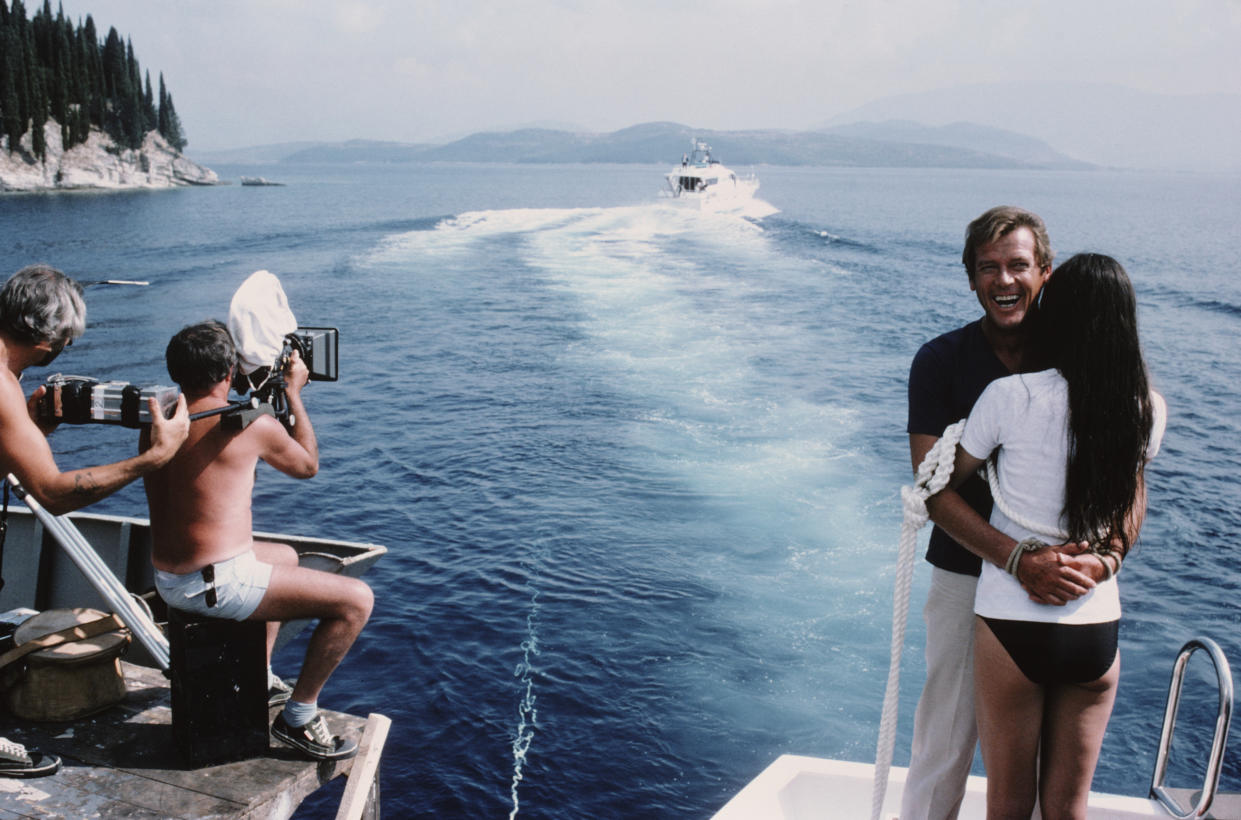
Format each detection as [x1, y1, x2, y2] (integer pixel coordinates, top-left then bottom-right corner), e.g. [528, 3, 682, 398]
[81, 15, 103, 131]
[30, 61, 45, 158]
[0, 25, 11, 147]
[11, 0, 31, 131]
[100, 26, 125, 143]
[1, 4, 188, 155]
[142, 68, 154, 133]
[159, 74, 184, 151]
[2, 31, 24, 150]
[157, 71, 167, 138]
[53, 25, 69, 145]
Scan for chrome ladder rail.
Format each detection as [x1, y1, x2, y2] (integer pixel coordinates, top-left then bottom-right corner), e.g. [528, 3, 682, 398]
[1150, 637, 1233, 819]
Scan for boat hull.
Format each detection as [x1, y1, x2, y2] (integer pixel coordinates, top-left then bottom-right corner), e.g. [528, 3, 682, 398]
[0, 507, 386, 663]
[710, 755, 1228, 819]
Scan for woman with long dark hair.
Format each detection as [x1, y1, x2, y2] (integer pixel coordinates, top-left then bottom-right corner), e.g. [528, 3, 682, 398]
[946, 253, 1166, 818]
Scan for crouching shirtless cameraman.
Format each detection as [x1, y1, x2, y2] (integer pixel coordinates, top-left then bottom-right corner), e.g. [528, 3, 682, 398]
[142, 320, 372, 761]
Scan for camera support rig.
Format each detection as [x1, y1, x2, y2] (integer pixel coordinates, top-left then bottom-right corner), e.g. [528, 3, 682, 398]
[39, 329, 337, 432]
[201, 327, 338, 430]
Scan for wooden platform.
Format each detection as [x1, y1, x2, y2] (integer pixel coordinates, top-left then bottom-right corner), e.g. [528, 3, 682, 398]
[0, 662, 370, 819]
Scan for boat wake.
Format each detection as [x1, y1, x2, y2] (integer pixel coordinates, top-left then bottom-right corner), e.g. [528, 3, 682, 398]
[508, 588, 540, 819]
[368, 199, 903, 812]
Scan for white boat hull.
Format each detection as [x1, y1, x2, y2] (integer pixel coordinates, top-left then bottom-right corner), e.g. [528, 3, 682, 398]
[711, 755, 1232, 819]
[663, 177, 761, 210]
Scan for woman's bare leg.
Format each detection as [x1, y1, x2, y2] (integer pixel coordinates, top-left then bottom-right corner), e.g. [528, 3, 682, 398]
[1037, 653, 1119, 819]
[974, 618, 1044, 820]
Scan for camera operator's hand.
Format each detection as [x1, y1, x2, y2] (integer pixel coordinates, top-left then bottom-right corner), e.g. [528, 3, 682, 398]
[26, 385, 58, 436]
[144, 394, 189, 466]
[284, 348, 309, 394]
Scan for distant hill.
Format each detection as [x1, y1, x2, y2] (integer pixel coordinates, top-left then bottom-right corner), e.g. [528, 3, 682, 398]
[199, 121, 1093, 170]
[284, 140, 440, 163]
[192, 141, 331, 164]
[820, 83, 1241, 172]
[818, 121, 1091, 169]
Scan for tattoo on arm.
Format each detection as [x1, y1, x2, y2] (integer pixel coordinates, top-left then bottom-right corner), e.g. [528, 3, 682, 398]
[72, 472, 101, 498]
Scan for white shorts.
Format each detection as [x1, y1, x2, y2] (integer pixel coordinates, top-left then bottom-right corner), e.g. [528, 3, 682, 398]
[155, 548, 273, 621]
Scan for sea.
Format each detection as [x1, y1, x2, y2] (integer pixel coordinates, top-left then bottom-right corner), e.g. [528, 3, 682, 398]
[1, 161, 1239, 818]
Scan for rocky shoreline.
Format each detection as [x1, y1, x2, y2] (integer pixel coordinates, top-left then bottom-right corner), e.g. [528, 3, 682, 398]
[0, 120, 218, 192]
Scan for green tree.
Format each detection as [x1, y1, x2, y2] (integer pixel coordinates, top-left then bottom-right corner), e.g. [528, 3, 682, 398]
[30, 61, 45, 158]
[1, 2, 187, 155]
[142, 68, 154, 133]
[157, 72, 184, 150]
[2, 31, 25, 150]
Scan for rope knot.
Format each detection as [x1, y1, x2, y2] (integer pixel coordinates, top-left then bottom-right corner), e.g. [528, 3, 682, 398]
[901, 484, 929, 528]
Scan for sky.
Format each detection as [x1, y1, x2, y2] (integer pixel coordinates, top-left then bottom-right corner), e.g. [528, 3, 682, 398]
[48, 0, 1241, 152]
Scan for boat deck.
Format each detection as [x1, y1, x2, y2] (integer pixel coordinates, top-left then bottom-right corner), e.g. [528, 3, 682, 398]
[711, 755, 1241, 819]
[1, 662, 373, 819]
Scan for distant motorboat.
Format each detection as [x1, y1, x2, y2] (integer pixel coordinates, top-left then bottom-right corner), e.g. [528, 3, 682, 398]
[663, 139, 758, 209]
[240, 176, 284, 186]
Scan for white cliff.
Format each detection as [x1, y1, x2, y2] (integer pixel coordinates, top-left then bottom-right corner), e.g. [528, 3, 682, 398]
[0, 120, 218, 192]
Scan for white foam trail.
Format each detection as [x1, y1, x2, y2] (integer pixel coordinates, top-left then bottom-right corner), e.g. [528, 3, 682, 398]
[508, 589, 540, 819]
[368, 199, 776, 264]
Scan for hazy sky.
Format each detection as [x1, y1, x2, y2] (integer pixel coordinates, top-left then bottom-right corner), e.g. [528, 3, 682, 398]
[52, 0, 1241, 151]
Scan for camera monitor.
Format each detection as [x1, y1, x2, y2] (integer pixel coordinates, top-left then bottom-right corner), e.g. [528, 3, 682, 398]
[287, 327, 338, 382]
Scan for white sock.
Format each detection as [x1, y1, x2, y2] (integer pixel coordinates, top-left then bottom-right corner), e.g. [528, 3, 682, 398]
[283, 699, 318, 727]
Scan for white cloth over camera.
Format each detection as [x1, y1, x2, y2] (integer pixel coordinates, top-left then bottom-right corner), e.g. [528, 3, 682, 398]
[228, 270, 297, 375]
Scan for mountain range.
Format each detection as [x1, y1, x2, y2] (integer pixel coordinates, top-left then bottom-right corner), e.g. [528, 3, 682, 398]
[193, 83, 1240, 173]
[821, 82, 1240, 172]
[195, 120, 1091, 170]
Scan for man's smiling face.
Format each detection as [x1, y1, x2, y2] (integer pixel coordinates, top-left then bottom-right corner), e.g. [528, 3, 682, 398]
[969, 226, 1051, 334]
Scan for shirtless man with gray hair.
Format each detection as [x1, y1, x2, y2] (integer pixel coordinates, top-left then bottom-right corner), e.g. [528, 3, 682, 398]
[0, 265, 188, 512]
[0, 264, 189, 778]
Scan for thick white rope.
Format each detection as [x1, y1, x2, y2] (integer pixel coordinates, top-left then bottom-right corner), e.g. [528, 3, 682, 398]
[870, 419, 965, 820]
[984, 458, 1067, 542]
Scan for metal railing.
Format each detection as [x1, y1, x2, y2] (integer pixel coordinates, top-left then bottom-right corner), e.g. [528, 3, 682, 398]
[1150, 636, 1233, 819]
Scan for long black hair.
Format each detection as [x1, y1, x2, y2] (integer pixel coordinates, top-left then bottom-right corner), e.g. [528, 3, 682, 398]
[1038, 253, 1153, 553]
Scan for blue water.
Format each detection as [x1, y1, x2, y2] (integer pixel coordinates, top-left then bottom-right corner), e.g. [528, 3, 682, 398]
[2, 163, 1239, 817]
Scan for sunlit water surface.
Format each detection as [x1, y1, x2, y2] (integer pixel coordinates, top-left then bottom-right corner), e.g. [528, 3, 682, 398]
[1, 162, 1238, 817]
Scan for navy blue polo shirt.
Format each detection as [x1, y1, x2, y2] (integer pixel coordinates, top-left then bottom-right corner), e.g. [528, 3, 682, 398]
[906, 320, 1011, 576]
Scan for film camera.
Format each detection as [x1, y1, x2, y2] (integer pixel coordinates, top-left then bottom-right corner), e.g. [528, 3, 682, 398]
[227, 327, 338, 428]
[38, 375, 180, 428]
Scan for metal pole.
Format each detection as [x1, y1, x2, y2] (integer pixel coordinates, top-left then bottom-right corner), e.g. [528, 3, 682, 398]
[6, 475, 169, 669]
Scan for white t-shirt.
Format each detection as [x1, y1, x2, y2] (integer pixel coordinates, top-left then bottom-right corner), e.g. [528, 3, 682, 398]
[960, 369, 1167, 624]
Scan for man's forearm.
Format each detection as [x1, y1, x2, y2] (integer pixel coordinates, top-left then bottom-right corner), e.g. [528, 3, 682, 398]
[23, 451, 162, 515]
[926, 486, 1095, 604]
[925, 488, 1014, 568]
[285, 392, 319, 468]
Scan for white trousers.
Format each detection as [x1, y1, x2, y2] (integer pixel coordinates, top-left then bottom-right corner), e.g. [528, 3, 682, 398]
[899, 567, 979, 820]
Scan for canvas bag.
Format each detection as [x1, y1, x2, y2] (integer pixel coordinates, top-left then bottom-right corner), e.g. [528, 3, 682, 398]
[0, 608, 130, 721]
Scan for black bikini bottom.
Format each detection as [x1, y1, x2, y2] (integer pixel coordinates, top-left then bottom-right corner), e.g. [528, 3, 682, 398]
[981, 617, 1119, 685]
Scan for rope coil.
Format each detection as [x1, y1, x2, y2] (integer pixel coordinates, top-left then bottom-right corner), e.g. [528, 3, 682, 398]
[870, 420, 965, 820]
